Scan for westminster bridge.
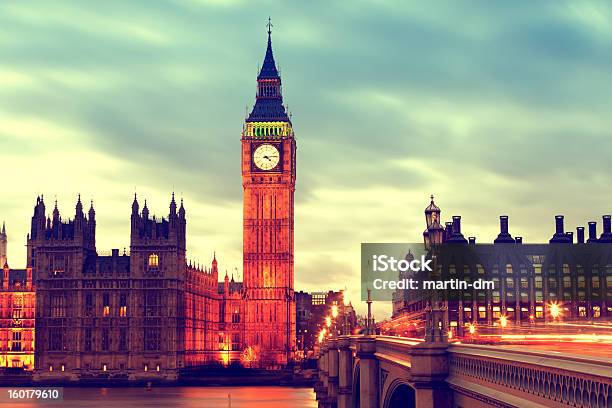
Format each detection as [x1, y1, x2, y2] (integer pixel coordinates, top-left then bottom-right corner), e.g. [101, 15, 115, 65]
[314, 335, 612, 408]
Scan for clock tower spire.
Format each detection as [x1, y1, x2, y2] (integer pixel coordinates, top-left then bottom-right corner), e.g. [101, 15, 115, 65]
[242, 20, 296, 367]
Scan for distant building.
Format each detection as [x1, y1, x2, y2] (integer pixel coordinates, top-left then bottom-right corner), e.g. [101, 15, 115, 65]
[390, 196, 612, 338]
[0, 226, 35, 370]
[296, 290, 357, 353]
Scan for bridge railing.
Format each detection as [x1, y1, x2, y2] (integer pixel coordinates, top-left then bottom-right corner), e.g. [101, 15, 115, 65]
[447, 344, 612, 408]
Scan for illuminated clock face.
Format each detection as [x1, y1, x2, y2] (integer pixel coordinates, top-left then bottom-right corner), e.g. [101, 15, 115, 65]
[253, 144, 280, 170]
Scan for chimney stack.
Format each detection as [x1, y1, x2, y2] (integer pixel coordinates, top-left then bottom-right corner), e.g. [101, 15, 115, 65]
[550, 215, 571, 243]
[515, 237, 523, 244]
[577, 227, 585, 244]
[494, 215, 515, 244]
[452, 216, 461, 234]
[468, 237, 476, 244]
[444, 222, 452, 241]
[447, 216, 467, 243]
[588, 222, 598, 243]
[599, 215, 612, 242]
[555, 215, 564, 234]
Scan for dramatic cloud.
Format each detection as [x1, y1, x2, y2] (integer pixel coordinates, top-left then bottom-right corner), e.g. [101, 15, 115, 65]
[1, 1, 611, 318]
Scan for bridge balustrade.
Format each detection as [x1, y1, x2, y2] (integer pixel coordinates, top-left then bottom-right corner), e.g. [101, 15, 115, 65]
[315, 335, 612, 408]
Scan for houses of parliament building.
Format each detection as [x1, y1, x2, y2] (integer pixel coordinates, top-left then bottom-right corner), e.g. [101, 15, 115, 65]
[0, 25, 297, 380]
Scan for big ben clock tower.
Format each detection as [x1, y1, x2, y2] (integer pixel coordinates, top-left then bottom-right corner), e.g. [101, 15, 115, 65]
[242, 21, 296, 367]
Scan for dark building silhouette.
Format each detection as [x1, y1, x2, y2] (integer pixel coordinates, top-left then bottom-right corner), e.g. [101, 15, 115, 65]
[391, 197, 612, 337]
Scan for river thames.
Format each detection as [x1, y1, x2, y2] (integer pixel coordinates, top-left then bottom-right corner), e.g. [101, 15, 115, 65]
[0, 386, 317, 407]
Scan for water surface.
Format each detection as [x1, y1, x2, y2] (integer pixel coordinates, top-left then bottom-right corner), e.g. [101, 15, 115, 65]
[0, 386, 317, 407]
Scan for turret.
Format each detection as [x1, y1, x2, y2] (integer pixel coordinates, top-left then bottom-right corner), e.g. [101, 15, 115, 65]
[423, 195, 444, 248]
[0, 222, 7, 269]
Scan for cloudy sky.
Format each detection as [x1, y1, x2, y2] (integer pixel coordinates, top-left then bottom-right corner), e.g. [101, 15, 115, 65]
[1, 1, 612, 318]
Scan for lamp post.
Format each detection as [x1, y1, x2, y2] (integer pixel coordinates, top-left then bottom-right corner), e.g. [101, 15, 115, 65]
[366, 288, 373, 335]
[343, 292, 350, 336]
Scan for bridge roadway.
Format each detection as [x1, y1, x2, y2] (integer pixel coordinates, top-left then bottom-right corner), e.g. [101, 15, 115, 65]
[314, 335, 612, 408]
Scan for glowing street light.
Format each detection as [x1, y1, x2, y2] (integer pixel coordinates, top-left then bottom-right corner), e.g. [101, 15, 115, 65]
[325, 316, 332, 328]
[468, 323, 476, 336]
[499, 315, 508, 328]
[549, 302, 562, 320]
[318, 328, 327, 343]
[331, 304, 339, 318]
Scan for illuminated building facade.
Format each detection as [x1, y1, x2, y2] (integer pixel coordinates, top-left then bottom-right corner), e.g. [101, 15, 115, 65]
[390, 197, 612, 337]
[28, 194, 248, 381]
[296, 291, 356, 352]
[0, 226, 35, 370]
[241, 23, 296, 367]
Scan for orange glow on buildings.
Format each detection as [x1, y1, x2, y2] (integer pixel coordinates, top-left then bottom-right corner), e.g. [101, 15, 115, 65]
[0, 262, 35, 370]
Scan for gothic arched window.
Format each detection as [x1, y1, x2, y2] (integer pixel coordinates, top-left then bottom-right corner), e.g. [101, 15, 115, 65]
[148, 253, 159, 268]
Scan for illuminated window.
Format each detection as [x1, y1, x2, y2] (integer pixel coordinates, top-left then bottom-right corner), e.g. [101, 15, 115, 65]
[61, 365, 65, 372]
[534, 276, 542, 289]
[507, 307, 515, 318]
[463, 307, 472, 320]
[505, 277, 514, 289]
[563, 264, 570, 274]
[578, 306, 586, 317]
[120, 293, 127, 317]
[492, 291, 500, 303]
[534, 264, 542, 274]
[11, 331, 22, 351]
[476, 264, 484, 275]
[505, 264, 513, 274]
[535, 306, 544, 318]
[492, 306, 501, 319]
[563, 276, 571, 289]
[593, 306, 601, 318]
[478, 306, 486, 319]
[148, 254, 159, 268]
[103, 293, 110, 316]
[156, 364, 160, 372]
[144, 365, 148, 372]
[49, 365, 53, 372]
[520, 277, 528, 289]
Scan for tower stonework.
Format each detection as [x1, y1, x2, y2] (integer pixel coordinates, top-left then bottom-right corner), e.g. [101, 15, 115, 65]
[242, 26, 296, 366]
